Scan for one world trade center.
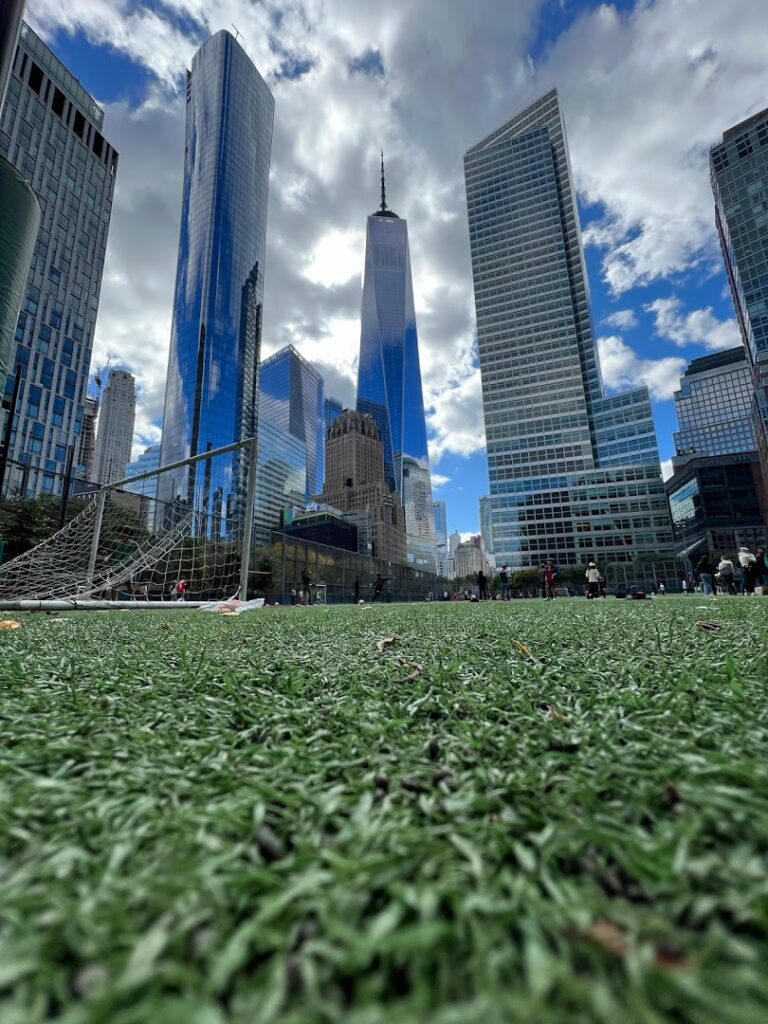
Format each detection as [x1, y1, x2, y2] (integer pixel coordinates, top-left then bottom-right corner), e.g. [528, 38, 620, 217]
[356, 158, 436, 571]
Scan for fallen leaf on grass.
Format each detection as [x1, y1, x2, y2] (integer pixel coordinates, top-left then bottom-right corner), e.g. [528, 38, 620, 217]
[511, 638, 534, 659]
[376, 636, 399, 652]
[577, 920, 691, 970]
[397, 662, 423, 683]
[0, 620, 21, 629]
[543, 702, 568, 721]
[696, 621, 723, 631]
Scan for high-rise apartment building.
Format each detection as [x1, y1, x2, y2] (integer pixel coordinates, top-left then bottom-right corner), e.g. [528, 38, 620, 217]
[711, 108, 768, 511]
[316, 409, 407, 564]
[0, 23, 118, 497]
[672, 348, 756, 468]
[259, 345, 325, 502]
[432, 500, 447, 547]
[253, 418, 306, 546]
[324, 396, 343, 433]
[356, 159, 436, 569]
[93, 367, 135, 484]
[478, 495, 494, 559]
[158, 30, 274, 530]
[76, 394, 98, 480]
[464, 89, 672, 568]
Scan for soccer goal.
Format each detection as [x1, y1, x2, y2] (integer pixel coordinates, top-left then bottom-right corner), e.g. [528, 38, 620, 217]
[0, 437, 261, 610]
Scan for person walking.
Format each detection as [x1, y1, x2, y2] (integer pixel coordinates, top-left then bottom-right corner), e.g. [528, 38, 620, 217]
[695, 552, 716, 596]
[585, 562, 602, 599]
[755, 546, 767, 594]
[658, 581, 666, 596]
[717, 555, 737, 595]
[738, 546, 756, 594]
[681, 578, 688, 595]
[353, 575, 360, 604]
[544, 558, 558, 600]
[371, 573, 387, 602]
[477, 569, 488, 601]
[498, 564, 510, 600]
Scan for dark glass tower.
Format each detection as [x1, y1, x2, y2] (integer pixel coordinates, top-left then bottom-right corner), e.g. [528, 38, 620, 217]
[158, 30, 274, 531]
[356, 158, 436, 568]
[465, 90, 672, 568]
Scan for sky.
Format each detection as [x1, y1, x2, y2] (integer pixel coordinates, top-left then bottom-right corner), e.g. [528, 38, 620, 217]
[25, 0, 768, 535]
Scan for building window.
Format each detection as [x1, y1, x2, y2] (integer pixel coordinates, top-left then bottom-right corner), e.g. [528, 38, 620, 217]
[51, 87, 65, 118]
[27, 62, 43, 94]
[736, 135, 753, 159]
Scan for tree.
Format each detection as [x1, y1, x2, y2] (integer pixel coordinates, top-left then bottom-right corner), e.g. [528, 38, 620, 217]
[0, 498, 61, 562]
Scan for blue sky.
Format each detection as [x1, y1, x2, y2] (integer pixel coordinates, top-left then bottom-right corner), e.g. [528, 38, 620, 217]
[26, 0, 768, 536]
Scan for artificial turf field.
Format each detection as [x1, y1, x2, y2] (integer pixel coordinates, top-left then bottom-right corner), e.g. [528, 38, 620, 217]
[1, 598, 767, 1024]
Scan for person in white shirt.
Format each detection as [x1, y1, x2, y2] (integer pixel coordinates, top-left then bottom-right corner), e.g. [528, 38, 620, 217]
[717, 556, 737, 595]
[585, 562, 603, 599]
[738, 546, 757, 594]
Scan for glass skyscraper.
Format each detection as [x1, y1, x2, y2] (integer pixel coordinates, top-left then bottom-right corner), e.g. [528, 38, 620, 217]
[465, 89, 672, 568]
[711, 108, 768, 511]
[356, 161, 436, 569]
[432, 499, 447, 547]
[0, 23, 118, 497]
[324, 396, 343, 434]
[259, 345, 325, 502]
[253, 418, 306, 546]
[158, 30, 274, 531]
[672, 348, 755, 468]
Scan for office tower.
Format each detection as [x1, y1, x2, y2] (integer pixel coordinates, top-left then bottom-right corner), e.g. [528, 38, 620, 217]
[666, 456, 765, 560]
[0, 2, 40, 389]
[76, 394, 98, 479]
[464, 89, 672, 568]
[356, 157, 436, 568]
[93, 368, 135, 484]
[324, 396, 343, 433]
[158, 30, 274, 530]
[672, 349, 756, 469]
[432, 500, 447, 546]
[259, 345, 325, 502]
[316, 409, 407, 564]
[253, 419, 306, 546]
[711, 108, 768, 512]
[454, 535, 491, 580]
[479, 495, 494, 559]
[124, 443, 160, 526]
[448, 530, 461, 557]
[0, 23, 118, 497]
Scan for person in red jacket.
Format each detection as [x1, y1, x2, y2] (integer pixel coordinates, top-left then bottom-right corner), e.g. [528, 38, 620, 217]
[544, 559, 558, 600]
[174, 578, 188, 601]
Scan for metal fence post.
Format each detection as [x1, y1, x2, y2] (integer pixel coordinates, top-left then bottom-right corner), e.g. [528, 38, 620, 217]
[239, 436, 258, 600]
[86, 489, 107, 591]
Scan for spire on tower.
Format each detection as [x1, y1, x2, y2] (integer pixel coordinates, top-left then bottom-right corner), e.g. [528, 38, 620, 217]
[380, 150, 387, 213]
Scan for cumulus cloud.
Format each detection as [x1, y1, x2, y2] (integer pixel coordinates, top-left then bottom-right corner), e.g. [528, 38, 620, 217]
[646, 297, 742, 352]
[660, 458, 674, 481]
[603, 308, 638, 330]
[23, 0, 768, 467]
[597, 335, 686, 402]
[431, 473, 451, 488]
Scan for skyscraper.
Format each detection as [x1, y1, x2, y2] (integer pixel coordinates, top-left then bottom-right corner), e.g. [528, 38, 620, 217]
[324, 396, 343, 433]
[432, 500, 447, 547]
[711, 108, 768, 511]
[93, 368, 135, 484]
[253, 418, 306, 546]
[157, 30, 274, 530]
[356, 157, 436, 569]
[76, 394, 98, 481]
[259, 345, 325, 502]
[316, 409, 407, 565]
[672, 349, 756, 469]
[0, 23, 118, 497]
[464, 89, 672, 568]
[479, 495, 494, 562]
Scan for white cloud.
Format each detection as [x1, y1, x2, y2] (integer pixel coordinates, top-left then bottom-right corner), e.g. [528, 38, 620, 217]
[597, 335, 686, 402]
[660, 458, 674, 481]
[431, 473, 450, 488]
[603, 309, 638, 330]
[22, 0, 768, 467]
[646, 297, 742, 352]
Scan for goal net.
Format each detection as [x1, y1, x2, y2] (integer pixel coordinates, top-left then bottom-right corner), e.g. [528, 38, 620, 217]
[0, 438, 259, 605]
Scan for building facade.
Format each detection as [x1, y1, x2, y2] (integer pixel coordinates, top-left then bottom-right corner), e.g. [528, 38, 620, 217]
[253, 418, 306, 546]
[672, 348, 756, 468]
[157, 30, 274, 532]
[0, 22, 118, 497]
[316, 409, 407, 565]
[432, 500, 447, 547]
[93, 367, 135, 484]
[356, 161, 436, 569]
[666, 454, 766, 561]
[259, 345, 325, 502]
[464, 89, 672, 568]
[711, 108, 768, 513]
[76, 393, 98, 480]
[324, 396, 343, 433]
